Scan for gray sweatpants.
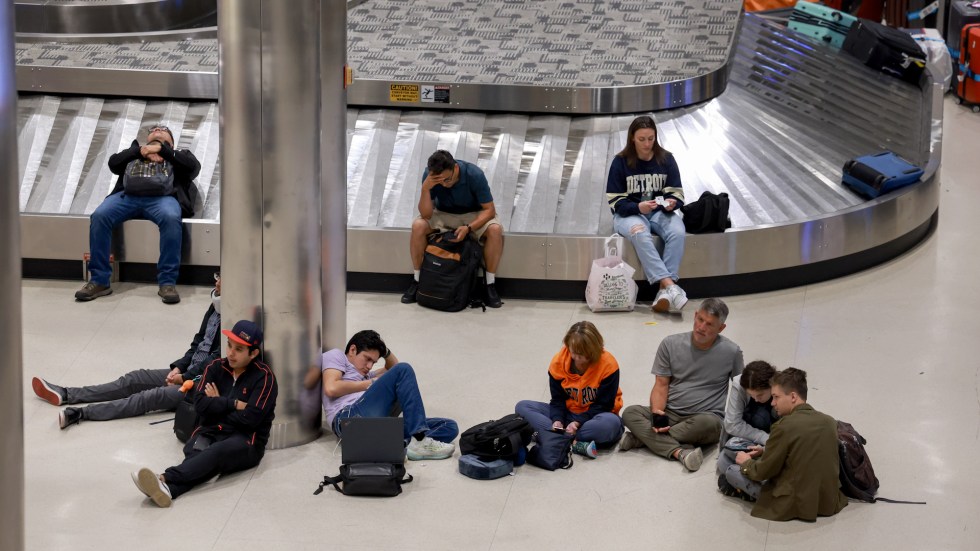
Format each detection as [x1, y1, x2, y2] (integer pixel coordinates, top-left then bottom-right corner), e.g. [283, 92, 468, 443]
[716, 445, 762, 499]
[67, 368, 184, 421]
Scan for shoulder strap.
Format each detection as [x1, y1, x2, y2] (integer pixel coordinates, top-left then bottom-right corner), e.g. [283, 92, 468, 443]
[872, 496, 927, 505]
[401, 473, 414, 485]
[313, 474, 343, 495]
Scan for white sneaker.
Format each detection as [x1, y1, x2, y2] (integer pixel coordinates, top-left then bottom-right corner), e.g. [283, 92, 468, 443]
[406, 436, 455, 460]
[653, 288, 671, 313]
[666, 284, 688, 312]
[132, 468, 172, 507]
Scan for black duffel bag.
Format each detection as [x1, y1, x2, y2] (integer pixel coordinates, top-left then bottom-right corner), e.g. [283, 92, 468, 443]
[459, 414, 534, 460]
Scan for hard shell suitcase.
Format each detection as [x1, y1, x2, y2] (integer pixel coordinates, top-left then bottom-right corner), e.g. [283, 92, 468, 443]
[842, 151, 924, 198]
[843, 18, 928, 84]
[945, 0, 980, 56]
[789, 0, 859, 49]
[955, 23, 980, 109]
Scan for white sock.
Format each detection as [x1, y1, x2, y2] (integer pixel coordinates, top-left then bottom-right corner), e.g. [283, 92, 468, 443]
[486, 273, 495, 285]
[413, 270, 420, 282]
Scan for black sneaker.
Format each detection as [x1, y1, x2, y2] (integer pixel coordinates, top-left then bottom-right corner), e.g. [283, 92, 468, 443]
[485, 283, 502, 308]
[59, 407, 82, 430]
[718, 474, 756, 502]
[401, 281, 419, 304]
[158, 285, 181, 304]
[718, 474, 737, 495]
[75, 282, 112, 302]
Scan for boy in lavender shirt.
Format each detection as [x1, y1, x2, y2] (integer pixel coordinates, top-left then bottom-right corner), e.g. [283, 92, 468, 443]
[322, 330, 458, 460]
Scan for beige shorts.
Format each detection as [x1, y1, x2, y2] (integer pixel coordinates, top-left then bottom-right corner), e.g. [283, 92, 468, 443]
[419, 210, 503, 241]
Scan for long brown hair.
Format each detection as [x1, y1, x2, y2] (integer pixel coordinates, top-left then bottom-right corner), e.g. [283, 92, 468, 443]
[617, 115, 668, 168]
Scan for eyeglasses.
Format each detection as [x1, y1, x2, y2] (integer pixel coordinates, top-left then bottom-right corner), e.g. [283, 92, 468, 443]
[214, 272, 221, 281]
[149, 125, 171, 134]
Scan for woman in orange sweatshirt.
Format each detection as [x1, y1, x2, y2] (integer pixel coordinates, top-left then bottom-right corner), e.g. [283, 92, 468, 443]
[515, 321, 624, 458]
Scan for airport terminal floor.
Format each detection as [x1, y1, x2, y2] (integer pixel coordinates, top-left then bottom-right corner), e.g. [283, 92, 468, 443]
[18, 96, 980, 550]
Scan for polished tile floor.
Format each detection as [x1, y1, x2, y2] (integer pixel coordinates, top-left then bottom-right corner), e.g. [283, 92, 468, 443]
[20, 97, 980, 550]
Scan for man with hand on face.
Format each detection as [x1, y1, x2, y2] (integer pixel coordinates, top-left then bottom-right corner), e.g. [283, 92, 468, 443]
[735, 368, 847, 522]
[619, 298, 744, 472]
[322, 330, 458, 461]
[75, 124, 201, 304]
[132, 320, 277, 508]
[402, 149, 505, 308]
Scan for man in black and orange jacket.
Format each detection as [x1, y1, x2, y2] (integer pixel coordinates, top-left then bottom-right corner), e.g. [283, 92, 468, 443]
[131, 320, 278, 507]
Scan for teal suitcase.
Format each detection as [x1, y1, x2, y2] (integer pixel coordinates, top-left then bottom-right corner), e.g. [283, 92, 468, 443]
[788, 1, 858, 49]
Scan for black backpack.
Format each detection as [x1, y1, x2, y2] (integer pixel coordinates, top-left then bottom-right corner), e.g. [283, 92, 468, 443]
[417, 230, 485, 312]
[314, 463, 413, 497]
[173, 389, 199, 443]
[459, 414, 534, 460]
[837, 420, 926, 505]
[681, 191, 732, 234]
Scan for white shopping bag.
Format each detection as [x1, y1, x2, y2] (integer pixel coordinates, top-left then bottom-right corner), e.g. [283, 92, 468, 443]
[585, 235, 638, 312]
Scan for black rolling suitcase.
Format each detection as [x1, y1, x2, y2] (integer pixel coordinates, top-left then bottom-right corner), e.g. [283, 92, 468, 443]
[947, 1, 980, 57]
[843, 19, 928, 84]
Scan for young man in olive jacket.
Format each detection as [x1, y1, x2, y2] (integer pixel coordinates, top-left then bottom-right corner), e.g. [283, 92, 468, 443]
[735, 368, 847, 521]
[132, 320, 277, 507]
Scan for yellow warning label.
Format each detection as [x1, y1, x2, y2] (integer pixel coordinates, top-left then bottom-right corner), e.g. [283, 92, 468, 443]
[389, 84, 420, 103]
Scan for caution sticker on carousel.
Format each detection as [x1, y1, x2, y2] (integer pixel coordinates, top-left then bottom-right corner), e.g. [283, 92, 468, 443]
[389, 84, 420, 103]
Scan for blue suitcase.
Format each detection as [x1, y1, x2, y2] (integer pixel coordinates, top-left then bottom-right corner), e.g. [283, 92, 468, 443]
[789, 1, 859, 49]
[842, 151, 924, 198]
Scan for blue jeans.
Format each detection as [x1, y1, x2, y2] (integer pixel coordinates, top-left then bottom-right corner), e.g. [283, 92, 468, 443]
[515, 400, 624, 448]
[331, 363, 458, 443]
[89, 192, 183, 286]
[612, 209, 685, 285]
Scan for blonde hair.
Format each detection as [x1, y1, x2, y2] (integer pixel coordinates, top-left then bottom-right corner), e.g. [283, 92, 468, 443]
[563, 321, 604, 365]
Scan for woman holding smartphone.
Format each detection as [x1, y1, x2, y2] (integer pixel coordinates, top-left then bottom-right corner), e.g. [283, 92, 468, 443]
[717, 360, 778, 501]
[606, 115, 687, 313]
[515, 321, 624, 459]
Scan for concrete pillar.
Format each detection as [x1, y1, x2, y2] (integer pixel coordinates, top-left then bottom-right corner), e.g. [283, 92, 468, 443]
[0, 1, 25, 549]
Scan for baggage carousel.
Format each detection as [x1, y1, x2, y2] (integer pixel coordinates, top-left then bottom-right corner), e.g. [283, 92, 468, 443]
[14, 1, 942, 299]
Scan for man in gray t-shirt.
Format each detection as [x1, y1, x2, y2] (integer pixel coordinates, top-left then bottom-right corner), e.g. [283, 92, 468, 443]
[620, 298, 744, 471]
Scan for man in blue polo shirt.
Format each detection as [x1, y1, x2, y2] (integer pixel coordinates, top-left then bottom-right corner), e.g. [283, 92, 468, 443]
[402, 150, 505, 308]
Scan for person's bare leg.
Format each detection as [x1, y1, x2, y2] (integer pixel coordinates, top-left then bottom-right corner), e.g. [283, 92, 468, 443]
[410, 218, 434, 270]
[483, 224, 504, 274]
